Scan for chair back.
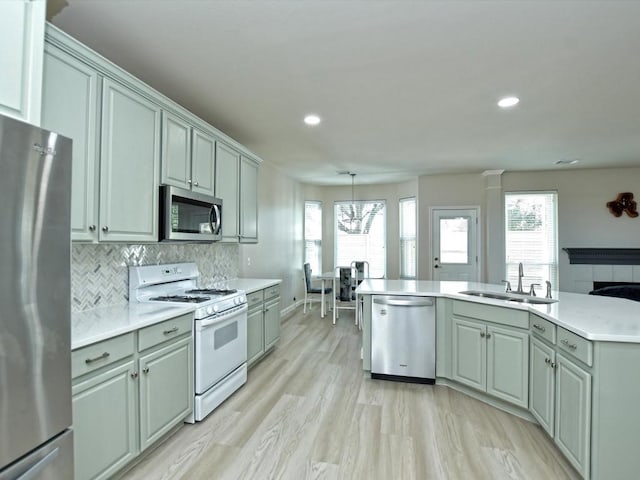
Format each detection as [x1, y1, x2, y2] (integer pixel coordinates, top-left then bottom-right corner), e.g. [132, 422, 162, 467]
[351, 260, 370, 285]
[303, 263, 314, 291]
[338, 267, 353, 301]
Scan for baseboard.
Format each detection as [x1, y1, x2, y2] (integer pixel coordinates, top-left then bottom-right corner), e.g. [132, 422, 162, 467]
[280, 301, 302, 318]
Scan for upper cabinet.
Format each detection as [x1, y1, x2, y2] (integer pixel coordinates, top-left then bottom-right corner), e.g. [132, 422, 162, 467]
[42, 44, 100, 241]
[43, 23, 261, 243]
[160, 112, 216, 197]
[240, 157, 259, 243]
[215, 143, 241, 242]
[0, 0, 45, 124]
[99, 78, 160, 242]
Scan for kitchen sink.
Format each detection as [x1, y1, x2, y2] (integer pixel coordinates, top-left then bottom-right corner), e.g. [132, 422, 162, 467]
[459, 290, 558, 305]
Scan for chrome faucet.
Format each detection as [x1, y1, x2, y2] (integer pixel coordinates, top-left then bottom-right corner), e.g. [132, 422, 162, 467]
[545, 280, 552, 299]
[516, 262, 524, 294]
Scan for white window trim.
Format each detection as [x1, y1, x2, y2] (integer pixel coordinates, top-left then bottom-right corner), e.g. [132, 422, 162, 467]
[304, 200, 323, 274]
[399, 196, 417, 279]
[334, 199, 387, 278]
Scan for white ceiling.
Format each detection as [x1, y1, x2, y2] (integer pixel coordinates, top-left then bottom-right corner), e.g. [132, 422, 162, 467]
[51, 1, 640, 185]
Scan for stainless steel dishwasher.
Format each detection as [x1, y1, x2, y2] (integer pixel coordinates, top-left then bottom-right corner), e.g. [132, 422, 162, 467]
[371, 295, 436, 384]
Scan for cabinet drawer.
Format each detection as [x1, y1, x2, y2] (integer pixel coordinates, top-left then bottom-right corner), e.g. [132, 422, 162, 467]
[247, 290, 264, 309]
[452, 300, 528, 329]
[138, 313, 193, 352]
[264, 284, 280, 301]
[557, 327, 592, 367]
[530, 314, 556, 344]
[72, 332, 134, 379]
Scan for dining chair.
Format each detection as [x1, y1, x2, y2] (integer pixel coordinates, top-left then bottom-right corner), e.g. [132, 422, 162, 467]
[333, 266, 356, 325]
[350, 260, 369, 329]
[303, 263, 332, 314]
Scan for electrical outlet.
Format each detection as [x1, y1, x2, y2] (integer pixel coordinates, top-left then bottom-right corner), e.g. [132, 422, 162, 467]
[247, 257, 251, 266]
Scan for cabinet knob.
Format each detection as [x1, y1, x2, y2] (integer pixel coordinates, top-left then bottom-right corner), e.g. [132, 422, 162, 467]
[187, 179, 192, 184]
[544, 357, 550, 364]
[102, 226, 109, 232]
[486, 333, 491, 339]
[193, 180, 199, 186]
[480, 331, 486, 338]
[143, 367, 150, 374]
[131, 371, 138, 379]
[88, 225, 96, 231]
[550, 362, 557, 369]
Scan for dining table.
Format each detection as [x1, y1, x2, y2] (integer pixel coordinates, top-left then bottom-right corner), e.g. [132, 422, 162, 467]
[313, 267, 359, 325]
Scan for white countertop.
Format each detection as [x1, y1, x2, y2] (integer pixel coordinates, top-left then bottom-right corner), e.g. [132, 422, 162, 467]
[357, 279, 640, 343]
[227, 278, 281, 294]
[72, 278, 281, 349]
[72, 303, 195, 350]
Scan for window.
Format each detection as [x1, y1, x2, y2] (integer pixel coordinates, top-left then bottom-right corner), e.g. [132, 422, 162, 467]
[505, 192, 558, 289]
[399, 197, 416, 278]
[335, 200, 386, 278]
[304, 201, 322, 274]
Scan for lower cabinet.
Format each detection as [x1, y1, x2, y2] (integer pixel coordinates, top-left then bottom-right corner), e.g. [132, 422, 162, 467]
[72, 361, 137, 480]
[452, 316, 529, 408]
[554, 353, 591, 479]
[247, 284, 281, 368]
[529, 337, 555, 436]
[138, 336, 193, 451]
[71, 314, 193, 480]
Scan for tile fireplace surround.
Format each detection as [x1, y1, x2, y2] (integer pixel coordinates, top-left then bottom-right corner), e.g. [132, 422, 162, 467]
[71, 243, 239, 312]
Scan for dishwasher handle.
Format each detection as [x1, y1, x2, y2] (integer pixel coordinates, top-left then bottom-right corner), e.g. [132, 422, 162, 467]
[373, 297, 434, 307]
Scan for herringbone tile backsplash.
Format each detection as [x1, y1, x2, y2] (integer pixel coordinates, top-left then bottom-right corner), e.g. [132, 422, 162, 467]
[71, 243, 239, 312]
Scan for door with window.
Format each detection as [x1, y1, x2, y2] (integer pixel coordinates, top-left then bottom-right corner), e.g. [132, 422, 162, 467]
[432, 208, 479, 281]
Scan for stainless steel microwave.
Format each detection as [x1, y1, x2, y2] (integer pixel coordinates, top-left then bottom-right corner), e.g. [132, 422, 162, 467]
[160, 186, 222, 242]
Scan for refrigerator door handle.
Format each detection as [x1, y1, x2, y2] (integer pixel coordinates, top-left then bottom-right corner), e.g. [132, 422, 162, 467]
[15, 448, 59, 480]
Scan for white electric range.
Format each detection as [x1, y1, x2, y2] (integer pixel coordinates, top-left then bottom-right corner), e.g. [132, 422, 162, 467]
[129, 263, 247, 422]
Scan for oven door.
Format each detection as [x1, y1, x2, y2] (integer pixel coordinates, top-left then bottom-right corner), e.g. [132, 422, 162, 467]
[160, 185, 222, 242]
[194, 304, 247, 394]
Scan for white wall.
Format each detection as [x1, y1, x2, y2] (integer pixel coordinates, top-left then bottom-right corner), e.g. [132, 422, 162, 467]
[239, 160, 304, 309]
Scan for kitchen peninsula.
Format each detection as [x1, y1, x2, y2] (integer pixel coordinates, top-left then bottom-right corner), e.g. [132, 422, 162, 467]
[357, 279, 640, 480]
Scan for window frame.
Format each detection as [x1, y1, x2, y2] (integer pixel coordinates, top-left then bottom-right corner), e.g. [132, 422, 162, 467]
[304, 200, 323, 274]
[333, 199, 387, 278]
[504, 190, 559, 289]
[399, 197, 417, 279]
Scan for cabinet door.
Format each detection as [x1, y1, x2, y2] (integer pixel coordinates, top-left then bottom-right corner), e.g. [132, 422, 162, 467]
[239, 156, 258, 243]
[191, 129, 216, 196]
[0, 0, 45, 124]
[100, 78, 160, 241]
[139, 336, 193, 451]
[555, 353, 592, 479]
[72, 361, 137, 480]
[247, 307, 265, 367]
[529, 337, 555, 436]
[215, 142, 240, 241]
[42, 44, 100, 241]
[264, 297, 281, 351]
[451, 317, 486, 391]
[160, 111, 191, 189]
[486, 324, 529, 408]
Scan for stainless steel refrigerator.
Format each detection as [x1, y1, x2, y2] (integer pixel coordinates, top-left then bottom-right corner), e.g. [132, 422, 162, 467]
[0, 114, 73, 479]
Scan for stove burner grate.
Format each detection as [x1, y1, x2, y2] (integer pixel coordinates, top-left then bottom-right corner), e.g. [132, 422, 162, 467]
[186, 288, 238, 295]
[149, 295, 210, 303]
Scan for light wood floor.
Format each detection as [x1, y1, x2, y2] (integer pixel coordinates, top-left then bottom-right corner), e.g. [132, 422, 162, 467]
[120, 306, 579, 480]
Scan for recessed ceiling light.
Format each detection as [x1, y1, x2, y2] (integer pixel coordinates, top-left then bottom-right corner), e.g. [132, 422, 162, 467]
[497, 96, 520, 108]
[304, 114, 321, 126]
[555, 159, 580, 165]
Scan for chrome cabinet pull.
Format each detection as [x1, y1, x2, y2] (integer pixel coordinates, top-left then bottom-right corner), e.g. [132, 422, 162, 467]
[533, 323, 546, 332]
[550, 362, 557, 369]
[486, 332, 492, 339]
[163, 326, 179, 335]
[544, 357, 550, 364]
[480, 331, 486, 338]
[131, 371, 138, 379]
[187, 179, 192, 184]
[143, 367, 150, 374]
[560, 339, 577, 350]
[193, 181, 199, 186]
[88, 224, 96, 231]
[85, 352, 110, 364]
[102, 226, 109, 232]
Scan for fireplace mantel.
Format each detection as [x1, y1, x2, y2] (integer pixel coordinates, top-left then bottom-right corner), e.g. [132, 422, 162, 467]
[563, 248, 640, 265]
